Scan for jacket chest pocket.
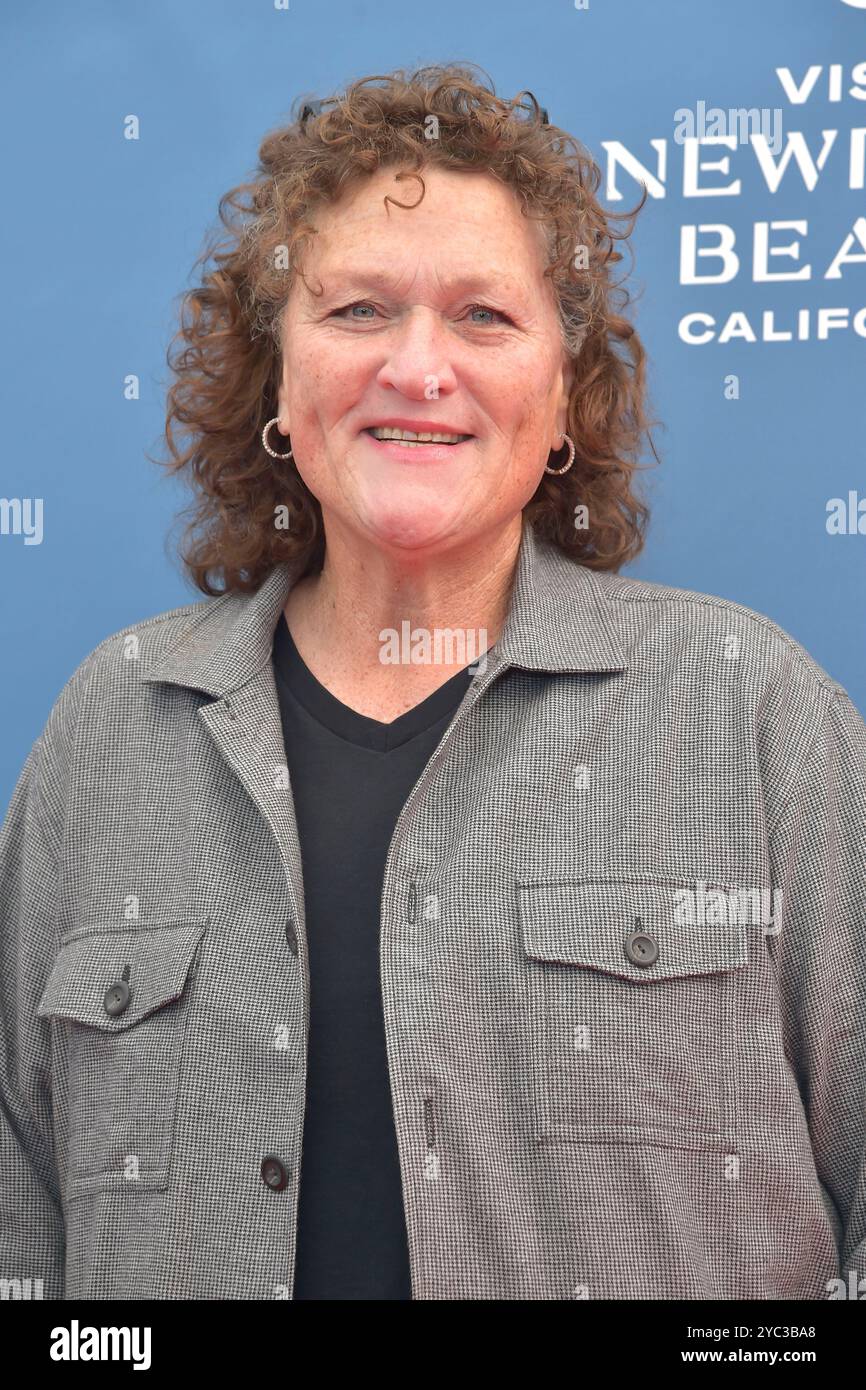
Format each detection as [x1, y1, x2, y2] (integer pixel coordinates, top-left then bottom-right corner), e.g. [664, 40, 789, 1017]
[518, 879, 749, 1151]
[37, 919, 209, 1200]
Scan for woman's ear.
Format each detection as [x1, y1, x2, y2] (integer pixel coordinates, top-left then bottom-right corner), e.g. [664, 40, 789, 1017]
[557, 354, 575, 435]
[276, 378, 290, 435]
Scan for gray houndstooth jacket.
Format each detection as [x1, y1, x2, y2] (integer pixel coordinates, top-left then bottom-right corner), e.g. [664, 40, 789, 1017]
[2, 517, 865, 1300]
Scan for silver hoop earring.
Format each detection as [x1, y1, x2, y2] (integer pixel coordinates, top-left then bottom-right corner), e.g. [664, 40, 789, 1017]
[544, 433, 575, 476]
[262, 417, 294, 461]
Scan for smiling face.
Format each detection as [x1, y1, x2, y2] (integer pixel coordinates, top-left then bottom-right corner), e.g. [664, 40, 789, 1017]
[276, 164, 574, 558]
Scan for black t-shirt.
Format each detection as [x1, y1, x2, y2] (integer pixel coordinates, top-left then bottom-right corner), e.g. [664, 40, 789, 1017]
[271, 611, 477, 1300]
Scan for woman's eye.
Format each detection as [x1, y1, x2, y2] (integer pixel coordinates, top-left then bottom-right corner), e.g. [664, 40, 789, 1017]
[332, 302, 377, 320]
[466, 303, 510, 326]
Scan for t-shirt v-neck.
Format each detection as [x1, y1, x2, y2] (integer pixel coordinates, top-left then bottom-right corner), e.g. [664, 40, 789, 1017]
[273, 611, 478, 750]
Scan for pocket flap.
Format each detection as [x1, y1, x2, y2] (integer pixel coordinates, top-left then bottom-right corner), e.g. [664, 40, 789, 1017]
[518, 878, 750, 981]
[37, 919, 210, 1031]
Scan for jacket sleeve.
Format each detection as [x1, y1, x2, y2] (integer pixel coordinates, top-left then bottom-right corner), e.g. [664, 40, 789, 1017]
[769, 688, 866, 1285]
[0, 654, 95, 1299]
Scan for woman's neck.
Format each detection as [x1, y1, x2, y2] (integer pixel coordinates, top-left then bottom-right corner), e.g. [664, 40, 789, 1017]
[282, 516, 521, 721]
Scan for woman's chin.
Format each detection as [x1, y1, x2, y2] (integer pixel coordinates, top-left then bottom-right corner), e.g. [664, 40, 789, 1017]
[356, 501, 467, 554]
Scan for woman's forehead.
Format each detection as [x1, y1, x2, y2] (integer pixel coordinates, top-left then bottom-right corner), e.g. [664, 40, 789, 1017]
[297, 173, 551, 288]
[310, 164, 543, 242]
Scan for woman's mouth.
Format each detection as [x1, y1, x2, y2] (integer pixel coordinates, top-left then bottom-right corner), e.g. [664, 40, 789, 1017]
[361, 426, 474, 459]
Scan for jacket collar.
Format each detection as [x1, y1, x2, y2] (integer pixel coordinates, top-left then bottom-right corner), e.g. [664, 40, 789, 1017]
[140, 516, 628, 698]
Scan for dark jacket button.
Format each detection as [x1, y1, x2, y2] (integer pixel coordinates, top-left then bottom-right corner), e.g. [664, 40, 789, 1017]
[285, 918, 299, 956]
[624, 931, 659, 967]
[261, 1155, 291, 1191]
[103, 980, 131, 1016]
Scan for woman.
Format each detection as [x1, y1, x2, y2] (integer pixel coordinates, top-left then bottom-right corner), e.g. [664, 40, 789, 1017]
[2, 63, 864, 1302]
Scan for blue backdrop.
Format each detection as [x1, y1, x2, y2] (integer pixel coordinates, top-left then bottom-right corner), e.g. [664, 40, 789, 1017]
[2, 0, 864, 807]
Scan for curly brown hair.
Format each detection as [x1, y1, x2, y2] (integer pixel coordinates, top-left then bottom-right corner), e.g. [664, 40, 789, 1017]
[156, 61, 657, 596]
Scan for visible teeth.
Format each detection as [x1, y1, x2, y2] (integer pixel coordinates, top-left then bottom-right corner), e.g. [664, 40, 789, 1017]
[369, 427, 469, 443]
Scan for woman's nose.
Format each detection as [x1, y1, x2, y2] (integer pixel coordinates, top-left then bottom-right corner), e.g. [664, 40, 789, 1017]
[375, 306, 459, 398]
